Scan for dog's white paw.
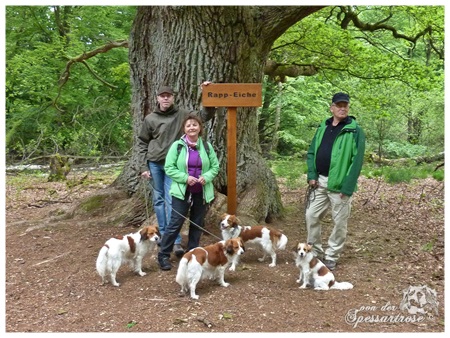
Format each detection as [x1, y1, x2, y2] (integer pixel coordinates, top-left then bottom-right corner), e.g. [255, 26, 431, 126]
[296, 279, 301, 284]
[112, 282, 120, 287]
[257, 258, 264, 262]
[229, 266, 235, 272]
[222, 282, 230, 288]
[191, 294, 199, 300]
[299, 284, 307, 289]
[138, 271, 147, 276]
[268, 263, 276, 267]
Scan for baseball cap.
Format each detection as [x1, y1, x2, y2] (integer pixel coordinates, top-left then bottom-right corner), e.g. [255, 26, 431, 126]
[332, 92, 350, 103]
[157, 86, 174, 96]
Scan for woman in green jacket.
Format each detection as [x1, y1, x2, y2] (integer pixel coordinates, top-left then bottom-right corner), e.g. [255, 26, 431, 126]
[157, 114, 220, 270]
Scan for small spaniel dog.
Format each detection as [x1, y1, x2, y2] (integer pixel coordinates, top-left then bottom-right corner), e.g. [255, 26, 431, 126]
[96, 225, 160, 287]
[293, 242, 353, 290]
[176, 237, 245, 299]
[219, 213, 288, 269]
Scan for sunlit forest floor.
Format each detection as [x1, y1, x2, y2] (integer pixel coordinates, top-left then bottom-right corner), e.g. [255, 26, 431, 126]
[4, 169, 444, 332]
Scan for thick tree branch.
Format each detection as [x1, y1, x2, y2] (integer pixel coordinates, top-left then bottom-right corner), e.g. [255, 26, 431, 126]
[54, 40, 129, 111]
[338, 6, 432, 45]
[259, 6, 326, 43]
[264, 60, 318, 82]
[79, 60, 117, 89]
[429, 39, 444, 59]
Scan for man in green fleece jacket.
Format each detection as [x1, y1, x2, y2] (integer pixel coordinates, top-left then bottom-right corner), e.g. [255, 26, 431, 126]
[305, 92, 365, 271]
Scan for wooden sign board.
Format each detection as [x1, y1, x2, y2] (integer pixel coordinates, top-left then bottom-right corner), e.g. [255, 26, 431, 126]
[201, 83, 262, 215]
[202, 83, 262, 107]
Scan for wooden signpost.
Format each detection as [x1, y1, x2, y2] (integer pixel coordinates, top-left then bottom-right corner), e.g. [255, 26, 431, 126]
[202, 83, 262, 214]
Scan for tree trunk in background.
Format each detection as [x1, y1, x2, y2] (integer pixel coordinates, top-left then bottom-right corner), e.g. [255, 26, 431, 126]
[116, 6, 323, 225]
[269, 81, 283, 154]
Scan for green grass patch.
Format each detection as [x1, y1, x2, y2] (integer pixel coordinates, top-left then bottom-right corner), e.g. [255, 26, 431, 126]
[271, 158, 444, 186]
[269, 157, 306, 188]
[6, 172, 47, 191]
[126, 320, 138, 329]
[422, 238, 436, 252]
[89, 165, 123, 179]
[432, 170, 444, 181]
[271, 157, 441, 185]
[384, 167, 414, 184]
[79, 195, 106, 212]
[361, 162, 443, 183]
[361, 166, 383, 179]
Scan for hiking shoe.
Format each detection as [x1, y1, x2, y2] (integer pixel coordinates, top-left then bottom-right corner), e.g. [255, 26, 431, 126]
[174, 244, 185, 258]
[324, 259, 336, 271]
[158, 255, 172, 271]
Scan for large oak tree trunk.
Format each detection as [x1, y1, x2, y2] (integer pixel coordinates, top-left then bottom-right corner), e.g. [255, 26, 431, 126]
[114, 6, 323, 226]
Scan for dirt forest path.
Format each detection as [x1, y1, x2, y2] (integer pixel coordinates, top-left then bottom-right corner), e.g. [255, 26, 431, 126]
[4, 171, 445, 333]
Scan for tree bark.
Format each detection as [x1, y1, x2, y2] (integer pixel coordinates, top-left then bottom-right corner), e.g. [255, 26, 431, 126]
[270, 81, 283, 154]
[115, 6, 323, 225]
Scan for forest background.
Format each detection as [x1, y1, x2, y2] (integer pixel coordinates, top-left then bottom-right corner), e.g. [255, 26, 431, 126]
[4, 5, 445, 170]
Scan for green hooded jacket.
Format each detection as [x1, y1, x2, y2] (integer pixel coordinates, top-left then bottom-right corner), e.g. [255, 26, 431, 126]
[306, 116, 365, 196]
[164, 137, 219, 203]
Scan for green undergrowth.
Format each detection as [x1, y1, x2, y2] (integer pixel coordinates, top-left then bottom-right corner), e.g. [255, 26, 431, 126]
[6, 165, 121, 184]
[270, 156, 444, 185]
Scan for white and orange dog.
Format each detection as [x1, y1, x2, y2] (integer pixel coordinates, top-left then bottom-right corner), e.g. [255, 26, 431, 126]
[219, 213, 288, 269]
[96, 225, 160, 287]
[176, 237, 245, 299]
[293, 242, 353, 290]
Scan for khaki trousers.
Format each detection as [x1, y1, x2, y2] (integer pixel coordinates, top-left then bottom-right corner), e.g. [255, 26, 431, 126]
[305, 175, 352, 262]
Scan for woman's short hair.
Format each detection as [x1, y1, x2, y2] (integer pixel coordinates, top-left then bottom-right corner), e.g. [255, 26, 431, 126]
[182, 114, 203, 136]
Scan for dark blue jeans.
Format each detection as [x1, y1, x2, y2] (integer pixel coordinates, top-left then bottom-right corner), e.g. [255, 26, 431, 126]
[158, 192, 208, 258]
[148, 161, 181, 245]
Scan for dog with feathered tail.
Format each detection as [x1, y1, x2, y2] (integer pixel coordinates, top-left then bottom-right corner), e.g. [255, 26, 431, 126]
[293, 242, 353, 290]
[219, 213, 288, 269]
[96, 225, 160, 287]
[176, 237, 245, 299]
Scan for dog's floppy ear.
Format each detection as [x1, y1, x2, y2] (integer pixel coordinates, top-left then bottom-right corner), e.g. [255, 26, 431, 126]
[230, 215, 240, 227]
[239, 237, 245, 252]
[139, 227, 149, 241]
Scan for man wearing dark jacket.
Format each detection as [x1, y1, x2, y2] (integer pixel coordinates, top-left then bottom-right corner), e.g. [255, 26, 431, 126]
[305, 92, 365, 271]
[137, 83, 214, 257]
